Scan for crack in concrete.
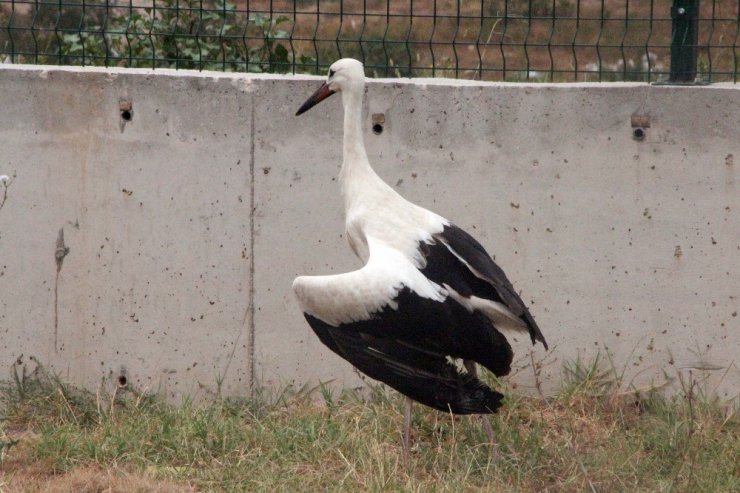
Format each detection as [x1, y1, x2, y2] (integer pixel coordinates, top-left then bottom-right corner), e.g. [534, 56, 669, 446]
[54, 227, 70, 352]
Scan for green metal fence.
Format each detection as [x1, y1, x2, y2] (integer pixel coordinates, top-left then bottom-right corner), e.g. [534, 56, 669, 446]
[1, 0, 738, 82]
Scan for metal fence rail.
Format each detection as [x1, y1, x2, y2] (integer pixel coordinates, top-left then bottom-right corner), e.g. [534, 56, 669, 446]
[1, 0, 738, 82]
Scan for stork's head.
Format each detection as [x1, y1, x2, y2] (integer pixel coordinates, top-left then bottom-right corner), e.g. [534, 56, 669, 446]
[295, 58, 365, 116]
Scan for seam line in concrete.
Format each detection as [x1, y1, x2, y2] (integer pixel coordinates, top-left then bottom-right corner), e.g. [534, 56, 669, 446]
[247, 92, 256, 396]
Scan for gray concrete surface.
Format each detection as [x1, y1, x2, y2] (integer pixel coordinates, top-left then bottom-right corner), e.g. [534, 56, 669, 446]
[0, 65, 738, 401]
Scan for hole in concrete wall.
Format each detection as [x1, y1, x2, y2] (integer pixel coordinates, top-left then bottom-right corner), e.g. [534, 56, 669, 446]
[632, 127, 646, 141]
[117, 375, 128, 387]
[119, 100, 133, 123]
[371, 112, 385, 135]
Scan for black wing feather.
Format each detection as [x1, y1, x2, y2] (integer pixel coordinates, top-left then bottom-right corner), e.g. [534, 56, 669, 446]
[426, 224, 548, 350]
[304, 288, 511, 414]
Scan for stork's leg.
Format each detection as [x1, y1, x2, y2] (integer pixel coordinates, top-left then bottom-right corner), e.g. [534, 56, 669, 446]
[463, 360, 496, 444]
[402, 396, 412, 467]
[480, 411, 495, 444]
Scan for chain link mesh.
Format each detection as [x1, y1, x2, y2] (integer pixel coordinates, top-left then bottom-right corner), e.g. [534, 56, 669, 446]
[1, 1, 738, 82]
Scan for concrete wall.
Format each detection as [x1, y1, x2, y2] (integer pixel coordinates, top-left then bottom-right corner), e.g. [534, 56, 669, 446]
[0, 65, 738, 401]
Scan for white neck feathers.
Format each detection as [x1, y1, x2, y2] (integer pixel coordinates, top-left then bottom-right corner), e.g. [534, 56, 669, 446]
[339, 87, 387, 211]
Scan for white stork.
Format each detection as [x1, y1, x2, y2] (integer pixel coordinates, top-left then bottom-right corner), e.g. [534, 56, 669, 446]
[292, 58, 547, 463]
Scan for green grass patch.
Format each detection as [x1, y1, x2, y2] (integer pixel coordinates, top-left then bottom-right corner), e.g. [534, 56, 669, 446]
[1, 356, 738, 492]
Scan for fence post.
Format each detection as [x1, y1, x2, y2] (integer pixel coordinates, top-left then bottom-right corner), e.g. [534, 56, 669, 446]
[669, 0, 700, 82]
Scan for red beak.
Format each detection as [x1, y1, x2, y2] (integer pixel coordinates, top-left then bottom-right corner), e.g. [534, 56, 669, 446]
[295, 82, 336, 116]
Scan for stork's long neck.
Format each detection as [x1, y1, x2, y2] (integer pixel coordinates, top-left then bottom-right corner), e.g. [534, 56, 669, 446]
[339, 87, 387, 212]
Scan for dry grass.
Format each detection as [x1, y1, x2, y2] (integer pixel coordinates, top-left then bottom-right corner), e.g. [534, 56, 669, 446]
[0, 357, 738, 492]
[0, 457, 196, 493]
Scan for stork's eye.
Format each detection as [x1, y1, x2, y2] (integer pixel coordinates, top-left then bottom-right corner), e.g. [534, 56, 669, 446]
[329, 69, 336, 77]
